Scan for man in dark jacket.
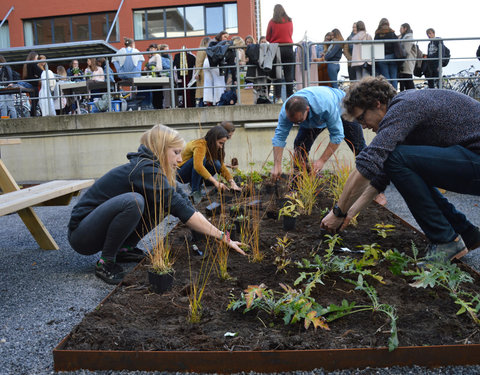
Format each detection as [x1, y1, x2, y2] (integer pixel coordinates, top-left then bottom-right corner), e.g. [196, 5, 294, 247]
[424, 28, 447, 88]
[321, 76, 480, 263]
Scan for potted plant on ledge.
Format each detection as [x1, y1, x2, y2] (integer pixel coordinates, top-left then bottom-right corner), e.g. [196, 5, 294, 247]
[147, 237, 175, 294]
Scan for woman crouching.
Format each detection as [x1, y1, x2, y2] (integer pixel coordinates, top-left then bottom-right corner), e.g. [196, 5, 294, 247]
[68, 124, 246, 284]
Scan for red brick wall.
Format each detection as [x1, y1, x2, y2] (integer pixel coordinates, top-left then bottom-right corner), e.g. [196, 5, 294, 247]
[1, 0, 257, 51]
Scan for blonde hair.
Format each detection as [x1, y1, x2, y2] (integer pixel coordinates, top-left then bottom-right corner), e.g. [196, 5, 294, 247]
[140, 124, 185, 186]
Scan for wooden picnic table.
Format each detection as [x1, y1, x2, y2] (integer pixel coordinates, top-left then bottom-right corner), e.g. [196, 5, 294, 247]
[0, 138, 94, 250]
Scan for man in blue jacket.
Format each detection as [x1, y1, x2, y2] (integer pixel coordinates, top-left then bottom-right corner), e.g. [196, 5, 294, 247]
[271, 86, 366, 180]
[321, 76, 480, 263]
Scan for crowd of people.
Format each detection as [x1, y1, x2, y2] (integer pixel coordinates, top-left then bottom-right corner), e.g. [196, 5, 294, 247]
[1, 4, 478, 118]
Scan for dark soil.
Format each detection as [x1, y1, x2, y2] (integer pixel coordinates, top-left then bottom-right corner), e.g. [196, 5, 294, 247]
[64, 183, 480, 352]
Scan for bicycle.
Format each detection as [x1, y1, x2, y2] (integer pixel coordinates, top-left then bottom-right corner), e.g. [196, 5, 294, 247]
[447, 65, 480, 100]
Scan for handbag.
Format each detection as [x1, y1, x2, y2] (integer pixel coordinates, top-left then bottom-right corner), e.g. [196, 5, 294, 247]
[394, 41, 407, 59]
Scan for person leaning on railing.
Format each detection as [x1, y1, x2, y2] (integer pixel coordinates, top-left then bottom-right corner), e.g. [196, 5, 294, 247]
[398, 23, 415, 91]
[112, 37, 144, 80]
[0, 55, 18, 119]
[68, 124, 246, 285]
[266, 4, 294, 103]
[21, 51, 42, 117]
[194, 37, 211, 107]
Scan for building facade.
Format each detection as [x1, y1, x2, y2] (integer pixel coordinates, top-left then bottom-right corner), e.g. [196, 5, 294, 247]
[0, 0, 258, 52]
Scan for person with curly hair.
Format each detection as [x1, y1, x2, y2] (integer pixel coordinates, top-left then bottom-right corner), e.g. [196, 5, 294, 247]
[321, 76, 480, 264]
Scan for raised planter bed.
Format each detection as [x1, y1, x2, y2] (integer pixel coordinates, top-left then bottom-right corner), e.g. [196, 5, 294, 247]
[54, 185, 480, 372]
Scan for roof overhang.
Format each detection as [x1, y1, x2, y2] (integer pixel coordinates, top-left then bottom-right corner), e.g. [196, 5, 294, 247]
[0, 40, 118, 64]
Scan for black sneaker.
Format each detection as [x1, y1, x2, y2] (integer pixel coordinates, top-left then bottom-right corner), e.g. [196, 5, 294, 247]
[116, 247, 146, 263]
[461, 226, 480, 251]
[95, 258, 126, 285]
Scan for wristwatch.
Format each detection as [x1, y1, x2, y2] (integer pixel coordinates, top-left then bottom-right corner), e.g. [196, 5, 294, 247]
[333, 203, 347, 218]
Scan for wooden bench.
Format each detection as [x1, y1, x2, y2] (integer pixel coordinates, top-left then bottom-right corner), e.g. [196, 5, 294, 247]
[0, 138, 94, 250]
[0, 179, 94, 216]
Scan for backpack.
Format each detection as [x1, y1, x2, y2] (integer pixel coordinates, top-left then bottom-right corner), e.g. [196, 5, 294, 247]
[216, 89, 237, 106]
[413, 44, 424, 77]
[441, 44, 450, 67]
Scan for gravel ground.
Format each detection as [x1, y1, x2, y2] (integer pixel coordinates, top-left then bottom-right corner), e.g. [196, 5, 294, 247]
[1, 186, 480, 375]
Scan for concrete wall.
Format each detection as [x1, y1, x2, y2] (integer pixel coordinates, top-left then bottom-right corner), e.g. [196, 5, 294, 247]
[0, 105, 375, 183]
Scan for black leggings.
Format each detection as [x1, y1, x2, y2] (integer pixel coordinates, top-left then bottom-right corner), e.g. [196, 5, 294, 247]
[274, 45, 295, 99]
[68, 192, 145, 260]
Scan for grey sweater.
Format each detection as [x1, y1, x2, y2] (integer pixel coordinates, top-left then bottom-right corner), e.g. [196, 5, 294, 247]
[356, 89, 480, 191]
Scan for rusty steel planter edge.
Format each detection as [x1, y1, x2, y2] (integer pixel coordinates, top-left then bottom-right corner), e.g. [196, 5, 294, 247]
[53, 204, 480, 373]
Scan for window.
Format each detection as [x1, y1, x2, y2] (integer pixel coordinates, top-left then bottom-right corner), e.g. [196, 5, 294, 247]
[205, 6, 223, 35]
[23, 12, 119, 45]
[72, 15, 89, 41]
[53, 17, 71, 43]
[147, 9, 165, 38]
[185, 6, 204, 37]
[165, 7, 185, 38]
[134, 3, 238, 40]
[35, 18, 52, 45]
[0, 22, 10, 48]
[224, 4, 238, 34]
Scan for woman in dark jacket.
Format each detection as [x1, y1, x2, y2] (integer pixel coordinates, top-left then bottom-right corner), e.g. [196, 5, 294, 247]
[68, 124, 245, 284]
[374, 18, 398, 88]
[22, 51, 43, 117]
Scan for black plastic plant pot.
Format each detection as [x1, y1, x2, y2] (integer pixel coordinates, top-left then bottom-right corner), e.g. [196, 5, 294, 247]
[147, 270, 174, 294]
[205, 202, 221, 217]
[283, 216, 296, 231]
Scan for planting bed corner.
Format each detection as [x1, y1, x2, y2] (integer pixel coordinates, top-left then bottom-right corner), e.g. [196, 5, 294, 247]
[54, 183, 480, 372]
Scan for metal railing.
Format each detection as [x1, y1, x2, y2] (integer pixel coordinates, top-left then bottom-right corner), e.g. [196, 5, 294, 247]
[0, 36, 479, 117]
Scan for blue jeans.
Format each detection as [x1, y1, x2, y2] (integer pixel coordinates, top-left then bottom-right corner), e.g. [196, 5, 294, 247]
[376, 53, 398, 89]
[384, 145, 480, 243]
[177, 157, 222, 192]
[293, 119, 367, 165]
[327, 63, 340, 88]
[68, 192, 145, 260]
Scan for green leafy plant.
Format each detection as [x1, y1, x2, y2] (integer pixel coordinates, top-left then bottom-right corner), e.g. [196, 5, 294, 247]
[345, 275, 399, 351]
[227, 283, 329, 331]
[371, 223, 396, 238]
[278, 192, 304, 218]
[272, 235, 292, 273]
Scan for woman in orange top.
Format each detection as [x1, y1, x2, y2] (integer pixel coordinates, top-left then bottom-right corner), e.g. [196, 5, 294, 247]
[177, 125, 241, 203]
